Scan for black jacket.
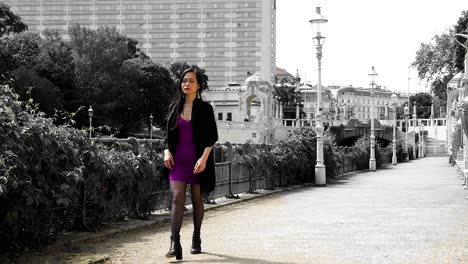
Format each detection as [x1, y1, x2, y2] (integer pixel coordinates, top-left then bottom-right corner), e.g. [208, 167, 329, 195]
[163, 98, 218, 193]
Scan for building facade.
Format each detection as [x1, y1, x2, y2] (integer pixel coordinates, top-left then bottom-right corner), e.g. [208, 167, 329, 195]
[4, 0, 276, 89]
[336, 86, 409, 121]
[203, 72, 274, 144]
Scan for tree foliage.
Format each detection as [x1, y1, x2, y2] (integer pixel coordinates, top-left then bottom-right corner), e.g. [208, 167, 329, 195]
[454, 10, 468, 71]
[409, 92, 433, 119]
[0, 3, 27, 37]
[273, 81, 300, 119]
[411, 10, 468, 114]
[1, 32, 41, 71]
[0, 3, 213, 136]
[0, 84, 166, 252]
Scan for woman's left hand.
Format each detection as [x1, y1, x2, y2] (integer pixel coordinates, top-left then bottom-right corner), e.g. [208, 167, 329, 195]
[193, 158, 207, 174]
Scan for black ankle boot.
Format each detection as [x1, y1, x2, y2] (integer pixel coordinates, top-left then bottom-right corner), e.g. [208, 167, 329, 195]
[190, 231, 201, 254]
[166, 234, 182, 260]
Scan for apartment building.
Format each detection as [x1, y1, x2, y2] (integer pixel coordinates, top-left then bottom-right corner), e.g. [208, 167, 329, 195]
[4, 0, 276, 89]
[336, 86, 409, 121]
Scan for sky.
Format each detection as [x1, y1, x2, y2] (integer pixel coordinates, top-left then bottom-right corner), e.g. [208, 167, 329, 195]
[276, 0, 467, 94]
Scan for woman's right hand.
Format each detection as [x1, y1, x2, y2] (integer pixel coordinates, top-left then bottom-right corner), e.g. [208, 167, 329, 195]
[164, 150, 174, 170]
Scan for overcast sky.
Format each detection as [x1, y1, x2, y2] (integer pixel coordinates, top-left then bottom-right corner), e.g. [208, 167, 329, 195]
[276, 0, 467, 94]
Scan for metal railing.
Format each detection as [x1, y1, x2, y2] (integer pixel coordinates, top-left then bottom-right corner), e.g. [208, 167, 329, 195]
[81, 137, 364, 229]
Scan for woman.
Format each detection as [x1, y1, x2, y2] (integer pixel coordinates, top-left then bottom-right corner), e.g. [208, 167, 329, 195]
[163, 67, 218, 260]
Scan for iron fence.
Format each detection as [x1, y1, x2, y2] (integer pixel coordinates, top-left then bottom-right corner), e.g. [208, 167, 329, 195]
[82, 138, 363, 228]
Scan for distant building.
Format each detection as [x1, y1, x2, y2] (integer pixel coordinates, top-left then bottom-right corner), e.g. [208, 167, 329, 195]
[4, 0, 276, 89]
[335, 86, 409, 121]
[204, 72, 274, 144]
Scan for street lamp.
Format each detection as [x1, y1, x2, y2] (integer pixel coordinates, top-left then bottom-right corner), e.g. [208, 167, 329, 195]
[88, 105, 93, 140]
[413, 101, 417, 158]
[368, 66, 378, 171]
[149, 113, 153, 140]
[404, 105, 409, 161]
[418, 119, 422, 158]
[295, 71, 301, 127]
[420, 120, 425, 157]
[391, 93, 398, 165]
[309, 6, 328, 186]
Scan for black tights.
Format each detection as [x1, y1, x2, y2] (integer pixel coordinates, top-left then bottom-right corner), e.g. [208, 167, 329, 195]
[170, 182, 204, 236]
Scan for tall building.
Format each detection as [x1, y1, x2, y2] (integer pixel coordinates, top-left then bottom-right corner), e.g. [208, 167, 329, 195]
[4, 0, 276, 89]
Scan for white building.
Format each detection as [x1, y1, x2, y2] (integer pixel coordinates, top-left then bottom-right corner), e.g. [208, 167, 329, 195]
[335, 86, 409, 122]
[203, 72, 274, 144]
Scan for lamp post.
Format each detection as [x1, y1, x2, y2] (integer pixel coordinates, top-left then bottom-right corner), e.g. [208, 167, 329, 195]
[295, 71, 301, 127]
[391, 93, 398, 165]
[413, 101, 417, 158]
[418, 119, 422, 158]
[149, 113, 153, 140]
[368, 66, 378, 171]
[226, 122, 231, 143]
[309, 6, 328, 186]
[404, 105, 409, 161]
[88, 105, 93, 140]
[421, 122, 425, 157]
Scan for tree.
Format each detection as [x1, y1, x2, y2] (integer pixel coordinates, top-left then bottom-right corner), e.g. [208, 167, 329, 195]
[454, 11, 468, 72]
[0, 4, 28, 75]
[34, 29, 76, 114]
[117, 58, 175, 133]
[409, 92, 432, 119]
[411, 11, 468, 114]
[67, 24, 144, 132]
[0, 32, 67, 117]
[12, 67, 64, 116]
[169, 61, 191, 82]
[0, 3, 27, 37]
[273, 80, 300, 119]
[0, 32, 41, 72]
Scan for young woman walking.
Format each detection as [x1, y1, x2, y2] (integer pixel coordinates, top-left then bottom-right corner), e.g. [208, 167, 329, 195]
[163, 67, 218, 260]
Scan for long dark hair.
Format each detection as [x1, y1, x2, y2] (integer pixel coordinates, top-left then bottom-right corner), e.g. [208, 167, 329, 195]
[167, 66, 208, 130]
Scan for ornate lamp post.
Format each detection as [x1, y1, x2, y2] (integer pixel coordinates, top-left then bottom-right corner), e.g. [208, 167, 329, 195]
[295, 71, 301, 127]
[404, 105, 409, 161]
[421, 121, 425, 157]
[413, 101, 417, 158]
[391, 93, 398, 165]
[418, 119, 423, 158]
[309, 6, 328, 186]
[368, 66, 378, 171]
[149, 113, 153, 140]
[88, 105, 93, 140]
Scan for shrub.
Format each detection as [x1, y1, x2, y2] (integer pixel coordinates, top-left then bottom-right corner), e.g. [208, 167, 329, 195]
[0, 84, 164, 252]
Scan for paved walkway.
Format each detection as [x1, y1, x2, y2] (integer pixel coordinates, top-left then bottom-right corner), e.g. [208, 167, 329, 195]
[14, 157, 468, 264]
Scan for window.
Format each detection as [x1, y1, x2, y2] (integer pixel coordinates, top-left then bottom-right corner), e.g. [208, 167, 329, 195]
[252, 132, 257, 138]
[227, 112, 232, 121]
[218, 113, 223, 121]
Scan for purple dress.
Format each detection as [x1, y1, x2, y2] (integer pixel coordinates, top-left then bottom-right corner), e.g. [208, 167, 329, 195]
[169, 116, 200, 184]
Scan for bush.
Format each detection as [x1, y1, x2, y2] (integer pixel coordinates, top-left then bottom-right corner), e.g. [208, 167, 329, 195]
[0, 84, 164, 252]
[233, 128, 345, 185]
[272, 127, 317, 184]
[1, 84, 84, 251]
